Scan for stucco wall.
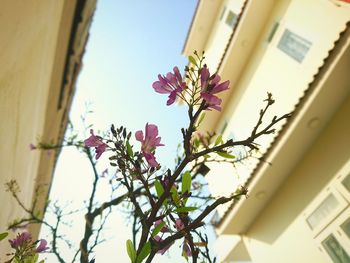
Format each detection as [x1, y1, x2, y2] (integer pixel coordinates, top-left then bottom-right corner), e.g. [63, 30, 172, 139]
[205, 0, 350, 216]
[244, 93, 350, 263]
[0, 0, 75, 256]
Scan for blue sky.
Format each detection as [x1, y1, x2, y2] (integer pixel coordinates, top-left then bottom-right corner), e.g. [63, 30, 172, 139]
[71, 0, 198, 166]
[45, 1, 200, 262]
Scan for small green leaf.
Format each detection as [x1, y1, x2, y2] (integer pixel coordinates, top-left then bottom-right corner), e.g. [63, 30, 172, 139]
[194, 138, 200, 148]
[32, 253, 39, 263]
[0, 232, 8, 241]
[126, 239, 137, 263]
[214, 134, 223, 146]
[126, 141, 133, 158]
[175, 207, 197, 213]
[188, 55, 197, 66]
[197, 113, 206, 126]
[136, 242, 151, 263]
[182, 247, 189, 261]
[154, 180, 164, 198]
[181, 171, 191, 195]
[171, 186, 180, 206]
[216, 151, 235, 159]
[151, 221, 165, 237]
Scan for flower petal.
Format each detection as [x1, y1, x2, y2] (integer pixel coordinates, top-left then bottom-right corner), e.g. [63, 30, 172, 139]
[135, 130, 144, 142]
[96, 144, 107, 159]
[36, 239, 49, 253]
[146, 124, 158, 139]
[166, 90, 177, 105]
[144, 152, 159, 167]
[212, 80, 230, 94]
[153, 81, 171, 94]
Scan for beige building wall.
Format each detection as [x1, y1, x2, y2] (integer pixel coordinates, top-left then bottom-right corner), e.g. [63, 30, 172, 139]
[203, 0, 246, 70]
[0, 0, 96, 256]
[0, 0, 66, 230]
[184, 0, 350, 262]
[202, 0, 350, 218]
[244, 93, 350, 263]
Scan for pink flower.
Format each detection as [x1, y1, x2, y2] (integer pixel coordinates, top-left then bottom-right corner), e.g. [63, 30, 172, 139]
[9, 232, 32, 249]
[154, 235, 173, 255]
[152, 66, 186, 105]
[135, 123, 164, 167]
[200, 65, 229, 111]
[84, 129, 107, 159]
[36, 239, 49, 253]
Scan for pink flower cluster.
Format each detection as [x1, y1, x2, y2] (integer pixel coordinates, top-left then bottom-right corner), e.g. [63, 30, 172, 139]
[152, 67, 186, 105]
[152, 64, 229, 111]
[200, 65, 230, 111]
[135, 123, 164, 167]
[9, 231, 48, 253]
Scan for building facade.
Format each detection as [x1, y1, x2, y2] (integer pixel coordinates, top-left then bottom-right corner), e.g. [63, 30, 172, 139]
[184, 0, 350, 262]
[0, 0, 96, 256]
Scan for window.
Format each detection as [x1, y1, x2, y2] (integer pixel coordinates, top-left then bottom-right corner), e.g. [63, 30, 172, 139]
[322, 234, 350, 263]
[341, 218, 350, 239]
[306, 161, 350, 262]
[314, 207, 350, 263]
[277, 29, 312, 63]
[225, 11, 238, 28]
[341, 173, 350, 192]
[307, 194, 340, 230]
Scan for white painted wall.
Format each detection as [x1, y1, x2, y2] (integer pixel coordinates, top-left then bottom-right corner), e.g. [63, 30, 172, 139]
[205, 0, 350, 217]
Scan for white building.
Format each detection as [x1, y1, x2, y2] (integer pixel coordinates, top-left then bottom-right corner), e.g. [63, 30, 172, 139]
[184, 0, 350, 262]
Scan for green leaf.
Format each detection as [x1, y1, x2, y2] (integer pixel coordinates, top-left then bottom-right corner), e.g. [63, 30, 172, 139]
[194, 138, 200, 148]
[175, 206, 197, 213]
[216, 151, 235, 159]
[151, 221, 165, 237]
[171, 186, 180, 206]
[181, 171, 191, 195]
[32, 253, 39, 263]
[154, 180, 164, 198]
[0, 232, 8, 241]
[188, 55, 197, 66]
[214, 134, 223, 146]
[182, 247, 189, 261]
[197, 113, 206, 126]
[126, 239, 137, 263]
[126, 141, 133, 158]
[136, 242, 151, 263]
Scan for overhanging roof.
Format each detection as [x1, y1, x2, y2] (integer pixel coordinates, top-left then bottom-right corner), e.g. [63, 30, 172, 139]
[217, 21, 350, 235]
[183, 0, 224, 56]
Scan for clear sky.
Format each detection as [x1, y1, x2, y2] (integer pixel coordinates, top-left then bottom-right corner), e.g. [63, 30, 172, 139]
[44, 1, 200, 262]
